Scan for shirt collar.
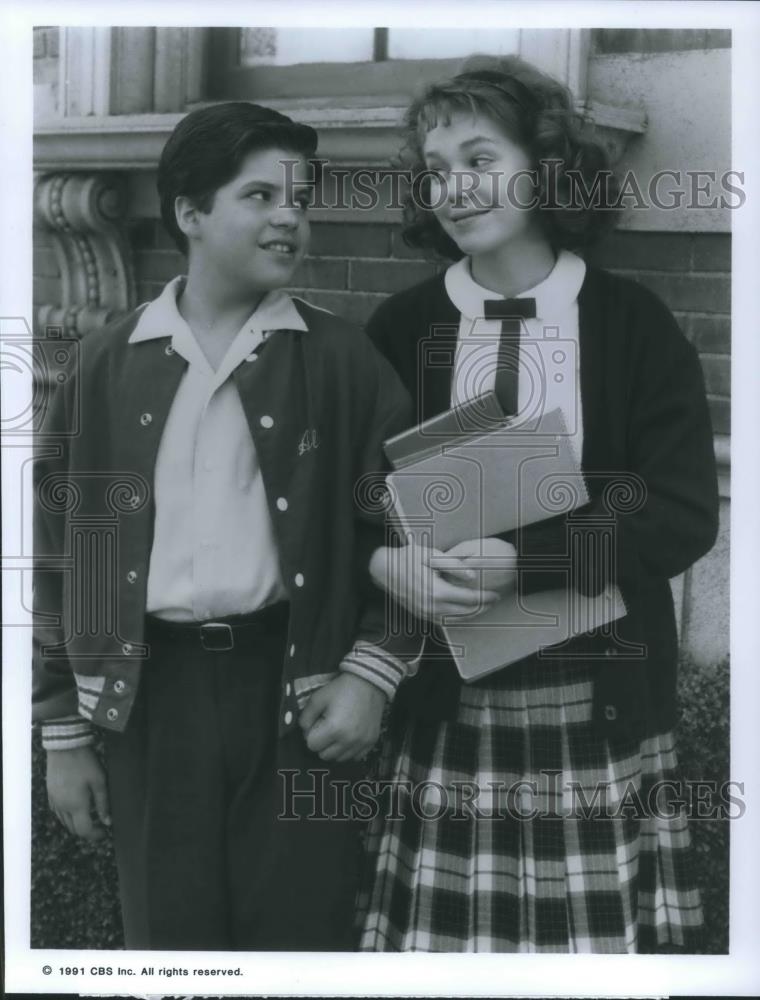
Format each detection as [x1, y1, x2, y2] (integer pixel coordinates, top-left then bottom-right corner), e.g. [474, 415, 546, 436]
[444, 249, 586, 320]
[128, 275, 309, 355]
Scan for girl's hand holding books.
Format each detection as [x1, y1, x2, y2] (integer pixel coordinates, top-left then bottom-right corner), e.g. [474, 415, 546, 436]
[438, 537, 518, 596]
[369, 540, 501, 623]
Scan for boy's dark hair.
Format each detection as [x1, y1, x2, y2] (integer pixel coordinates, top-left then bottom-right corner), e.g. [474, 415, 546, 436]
[400, 55, 621, 259]
[157, 102, 319, 254]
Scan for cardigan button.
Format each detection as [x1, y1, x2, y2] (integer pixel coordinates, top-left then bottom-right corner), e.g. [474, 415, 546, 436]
[284, 710, 294, 726]
[294, 573, 304, 588]
[289, 644, 296, 657]
[604, 704, 618, 721]
[260, 415, 274, 429]
[285, 682, 292, 697]
[140, 412, 152, 426]
[126, 570, 137, 584]
[276, 497, 289, 512]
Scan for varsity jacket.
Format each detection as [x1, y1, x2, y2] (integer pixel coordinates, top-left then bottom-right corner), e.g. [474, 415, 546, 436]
[33, 297, 416, 750]
[367, 265, 720, 744]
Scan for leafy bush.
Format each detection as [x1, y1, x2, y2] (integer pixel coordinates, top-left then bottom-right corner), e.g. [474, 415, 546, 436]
[31, 734, 123, 949]
[30, 654, 730, 952]
[675, 654, 730, 954]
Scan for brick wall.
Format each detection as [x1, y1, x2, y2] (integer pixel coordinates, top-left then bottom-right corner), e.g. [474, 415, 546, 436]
[123, 217, 730, 437]
[128, 216, 439, 326]
[587, 230, 731, 436]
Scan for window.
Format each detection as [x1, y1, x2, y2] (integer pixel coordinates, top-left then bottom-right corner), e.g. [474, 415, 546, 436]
[207, 27, 522, 103]
[592, 28, 731, 53]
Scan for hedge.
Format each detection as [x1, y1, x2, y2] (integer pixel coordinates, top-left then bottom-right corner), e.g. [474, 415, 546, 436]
[30, 654, 730, 952]
[674, 654, 730, 954]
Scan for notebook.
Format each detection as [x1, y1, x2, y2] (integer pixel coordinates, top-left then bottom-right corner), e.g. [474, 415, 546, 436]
[429, 567, 627, 681]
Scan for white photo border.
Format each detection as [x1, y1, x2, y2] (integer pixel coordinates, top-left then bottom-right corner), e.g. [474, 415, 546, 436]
[3, 0, 759, 995]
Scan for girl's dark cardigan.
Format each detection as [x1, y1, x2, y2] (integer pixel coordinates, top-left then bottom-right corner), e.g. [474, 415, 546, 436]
[367, 265, 719, 746]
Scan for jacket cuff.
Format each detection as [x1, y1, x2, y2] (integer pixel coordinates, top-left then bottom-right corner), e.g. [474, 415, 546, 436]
[40, 715, 95, 751]
[338, 641, 411, 701]
[293, 671, 338, 712]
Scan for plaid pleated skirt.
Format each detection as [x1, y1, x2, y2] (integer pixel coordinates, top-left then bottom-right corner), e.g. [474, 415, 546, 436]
[357, 657, 703, 953]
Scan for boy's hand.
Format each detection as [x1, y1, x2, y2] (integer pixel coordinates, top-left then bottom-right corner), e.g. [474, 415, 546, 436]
[369, 541, 501, 622]
[299, 673, 387, 763]
[46, 745, 111, 841]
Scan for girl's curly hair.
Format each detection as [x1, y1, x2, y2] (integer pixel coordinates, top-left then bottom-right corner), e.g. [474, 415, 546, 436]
[400, 54, 621, 260]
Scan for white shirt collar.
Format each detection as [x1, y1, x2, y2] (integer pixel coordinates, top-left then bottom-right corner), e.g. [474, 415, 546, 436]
[444, 249, 586, 320]
[128, 275, 308, 352]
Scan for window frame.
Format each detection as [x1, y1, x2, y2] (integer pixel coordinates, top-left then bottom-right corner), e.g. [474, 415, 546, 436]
[206, 28, 468, 104]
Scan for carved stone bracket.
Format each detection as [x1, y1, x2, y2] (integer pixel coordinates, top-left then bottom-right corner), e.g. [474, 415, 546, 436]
[34, 172, 136, 337]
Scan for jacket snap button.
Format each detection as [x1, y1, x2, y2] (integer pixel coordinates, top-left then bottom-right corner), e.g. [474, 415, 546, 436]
[289, 644, 296, 657]
[140, 413, 152, 426]
[106, 708, 119, 721]
[284, 710, 293, 726]
[114, 679, 126, 694]
[276, 497, 288, 512]
[122, 642, 133, 655]
[604, 704, 618, 721]
[285, 682, 292, 696]
[260, 415, 274, 428]
[164, 344, 175, 356]
[126, 570, 137, 583]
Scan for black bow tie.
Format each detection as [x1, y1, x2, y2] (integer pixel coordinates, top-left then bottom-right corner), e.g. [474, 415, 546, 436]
[482, 298, 537, 415]
[483, 297, 537, 331]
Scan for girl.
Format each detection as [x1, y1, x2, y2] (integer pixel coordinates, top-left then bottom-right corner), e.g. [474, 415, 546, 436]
[357, 55, 719, 953]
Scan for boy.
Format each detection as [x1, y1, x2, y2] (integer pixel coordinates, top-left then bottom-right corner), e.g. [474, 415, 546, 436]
[33, 102, 416, 951]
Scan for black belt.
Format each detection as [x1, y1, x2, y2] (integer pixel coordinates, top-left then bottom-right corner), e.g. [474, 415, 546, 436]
[145, 601, 290, 652]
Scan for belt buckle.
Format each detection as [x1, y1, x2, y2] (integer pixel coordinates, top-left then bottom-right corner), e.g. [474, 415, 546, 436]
[200, 622, 234, 652]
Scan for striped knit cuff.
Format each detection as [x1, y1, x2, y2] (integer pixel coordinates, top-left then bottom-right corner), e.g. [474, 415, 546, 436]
[293, 671, 339, 712]
[338, 642, 409, 701]
[41, 715, 95, 751]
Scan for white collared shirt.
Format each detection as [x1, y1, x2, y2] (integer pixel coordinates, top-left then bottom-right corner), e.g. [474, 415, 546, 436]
[445, 249, 586, 454]
[129, 276, 307, 622]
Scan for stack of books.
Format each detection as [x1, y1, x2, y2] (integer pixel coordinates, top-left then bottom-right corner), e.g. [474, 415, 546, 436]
[384, 392, 626, 680]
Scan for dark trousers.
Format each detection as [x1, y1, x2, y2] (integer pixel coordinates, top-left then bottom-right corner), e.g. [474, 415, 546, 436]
[103, 604, 364, 951]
